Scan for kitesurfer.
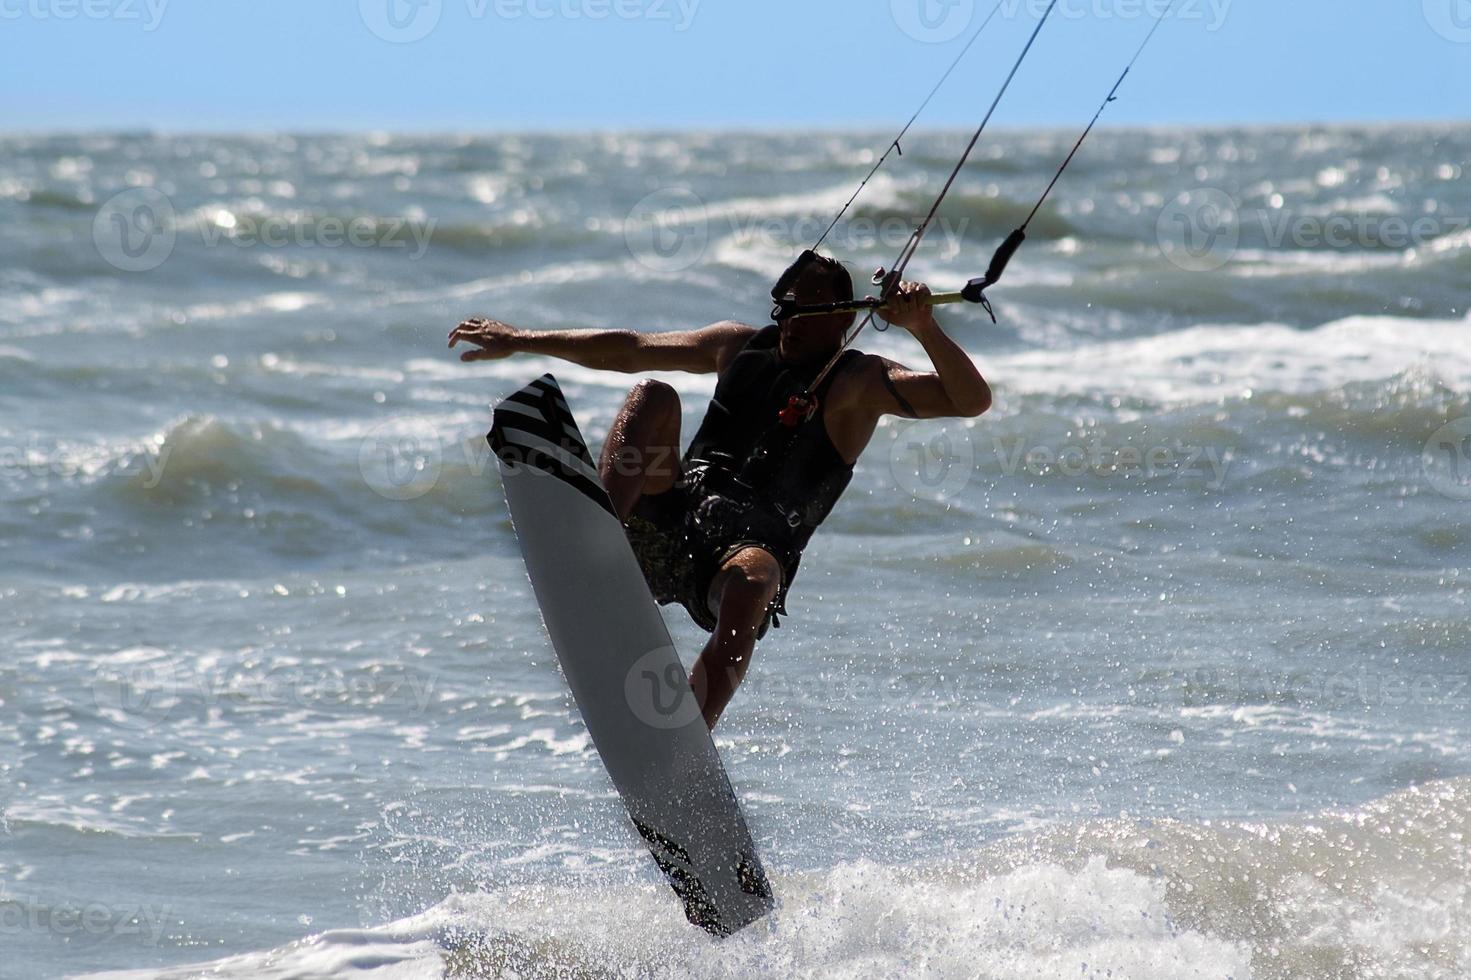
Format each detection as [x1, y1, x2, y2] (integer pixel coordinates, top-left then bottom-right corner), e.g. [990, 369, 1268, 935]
[449, 253, 991, 729]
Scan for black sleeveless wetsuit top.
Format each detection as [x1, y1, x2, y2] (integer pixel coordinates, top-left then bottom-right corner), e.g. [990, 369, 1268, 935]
[684, 325, 861, 557]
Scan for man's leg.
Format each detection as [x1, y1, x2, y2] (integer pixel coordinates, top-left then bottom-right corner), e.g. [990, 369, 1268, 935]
[689, 547, 781, 730]
[598, 379, 682, 521]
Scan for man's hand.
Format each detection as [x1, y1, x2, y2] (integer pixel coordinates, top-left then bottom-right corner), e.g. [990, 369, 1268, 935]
[875, 280, 938, 334]
[851, 278, 992, 421]
[449, 318, 519, 362]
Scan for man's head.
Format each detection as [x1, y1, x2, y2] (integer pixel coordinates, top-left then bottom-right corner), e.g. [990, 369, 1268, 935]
[772, 251, 857, 365]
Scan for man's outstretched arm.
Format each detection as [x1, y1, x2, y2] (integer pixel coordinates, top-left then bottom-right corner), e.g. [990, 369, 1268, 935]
[449, 318, 755, 375]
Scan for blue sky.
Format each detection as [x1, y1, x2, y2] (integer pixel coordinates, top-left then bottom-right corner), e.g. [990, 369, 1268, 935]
[3, 0, 1468, 131]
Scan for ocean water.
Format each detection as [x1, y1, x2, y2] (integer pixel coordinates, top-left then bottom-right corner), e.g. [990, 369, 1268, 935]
[1, 126, 1468, 979]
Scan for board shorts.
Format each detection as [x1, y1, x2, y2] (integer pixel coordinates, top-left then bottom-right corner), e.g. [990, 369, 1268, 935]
[623, 465, 799, 638]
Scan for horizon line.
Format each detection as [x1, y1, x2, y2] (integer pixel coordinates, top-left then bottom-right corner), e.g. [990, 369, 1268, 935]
[4, 118, 1468, 140]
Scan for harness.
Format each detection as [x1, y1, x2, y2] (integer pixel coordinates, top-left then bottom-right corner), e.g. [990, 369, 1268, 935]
[681, 328, 863, 623]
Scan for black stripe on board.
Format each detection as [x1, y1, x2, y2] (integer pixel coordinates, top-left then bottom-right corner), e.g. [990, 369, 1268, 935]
[491, 410, 589, 461]
[490, 430, 616, 518]
[490, 379, 615, 518]
[520, 373, 579, 428]
[498, 385, 593, 469]
[632, 817, 728, 938]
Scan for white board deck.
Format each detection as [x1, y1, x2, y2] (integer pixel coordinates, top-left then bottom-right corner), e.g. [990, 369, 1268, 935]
[488, 374, 774, 938]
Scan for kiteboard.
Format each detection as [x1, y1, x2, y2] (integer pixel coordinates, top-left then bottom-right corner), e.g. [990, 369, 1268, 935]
[488, 374, 774, 937]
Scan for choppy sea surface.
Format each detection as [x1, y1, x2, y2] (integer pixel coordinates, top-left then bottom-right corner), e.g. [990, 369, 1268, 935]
[1, 127, 1468, 979]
